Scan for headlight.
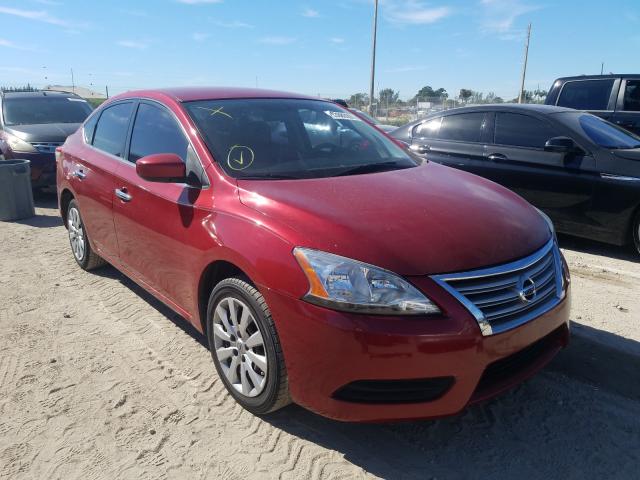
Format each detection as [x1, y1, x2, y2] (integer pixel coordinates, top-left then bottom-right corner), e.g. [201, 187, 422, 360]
[293, 248, 441, 315]
[3, 132, 37, 153]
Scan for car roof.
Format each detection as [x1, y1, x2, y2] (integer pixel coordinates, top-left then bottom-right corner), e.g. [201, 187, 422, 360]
[433, 104, 575, 115]
[112, 87, 322, 103]
[1, 90, 79, 99]
[552, 74, 640, 82]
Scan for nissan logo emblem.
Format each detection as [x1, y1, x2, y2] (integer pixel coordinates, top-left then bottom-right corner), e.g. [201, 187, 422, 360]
[518, 277, 537, 303]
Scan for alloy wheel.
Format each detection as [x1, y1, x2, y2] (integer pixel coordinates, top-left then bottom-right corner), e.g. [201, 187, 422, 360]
[212, 297, 268, 397]
[68, 207, 85, 261]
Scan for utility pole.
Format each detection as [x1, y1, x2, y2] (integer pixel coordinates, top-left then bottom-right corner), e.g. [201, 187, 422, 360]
[105, 85, 109, 99]
[71, 68, 75, 93]
[600, 62, 604, 75]
[518, 23, 531, 104]
[368, 0, 378, 115]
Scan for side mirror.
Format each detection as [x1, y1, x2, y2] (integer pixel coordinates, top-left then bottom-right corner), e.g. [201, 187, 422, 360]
[410, 144, 430, 155]
[544, 136, 575, 153]
[136, 153, 186, 183]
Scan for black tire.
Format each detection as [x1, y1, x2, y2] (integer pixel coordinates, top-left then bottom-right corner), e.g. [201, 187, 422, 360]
[66, 199, 107, 271]
[206, 277, 290, 415]
[633, 210, 640, 256]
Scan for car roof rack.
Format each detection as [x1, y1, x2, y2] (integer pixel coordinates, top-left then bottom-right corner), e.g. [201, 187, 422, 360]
[41, 89, 83, 97]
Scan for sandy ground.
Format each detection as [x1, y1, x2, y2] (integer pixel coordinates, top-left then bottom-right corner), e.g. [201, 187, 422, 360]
[1, 192, 639, 480]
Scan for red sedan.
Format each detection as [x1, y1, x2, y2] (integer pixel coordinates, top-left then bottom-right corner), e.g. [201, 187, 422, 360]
[56, 88, 571, 422]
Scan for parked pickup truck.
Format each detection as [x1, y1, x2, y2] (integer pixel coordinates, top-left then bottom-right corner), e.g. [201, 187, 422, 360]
[546, 74, 640, 135]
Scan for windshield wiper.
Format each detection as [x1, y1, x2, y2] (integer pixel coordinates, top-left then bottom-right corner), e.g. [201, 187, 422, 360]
[336, 161, 412, 177]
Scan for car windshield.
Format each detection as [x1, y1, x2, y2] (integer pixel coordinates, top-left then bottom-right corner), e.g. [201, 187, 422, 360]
[184, 98, 417, 179]
[2, 96, 93, 126]
[576, 113, 640, 149]
[351, 108, 379, 125]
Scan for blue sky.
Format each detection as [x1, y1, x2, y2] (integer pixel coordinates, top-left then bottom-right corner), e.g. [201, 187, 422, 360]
[1, 0, 639, 100]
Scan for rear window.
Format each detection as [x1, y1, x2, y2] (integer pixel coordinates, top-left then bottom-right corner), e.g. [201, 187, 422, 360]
[577, 114, 640, 149]
[92, 102, 134, 157]
[557, 79, 614, 110]
[494, 113, 555, 148]
[438, 113, 484, 143]
[623, 80, 640, 112]
[2, 96, 92, 126]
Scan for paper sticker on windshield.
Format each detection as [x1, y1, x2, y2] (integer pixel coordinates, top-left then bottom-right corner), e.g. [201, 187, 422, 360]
[325, 111, 361, 121]
[227, 145, 255, 171]
[67, 98, 88, 102]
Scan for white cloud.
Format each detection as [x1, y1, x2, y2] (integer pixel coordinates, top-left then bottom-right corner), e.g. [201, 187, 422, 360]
[302, 8, 320, 18]
[384, 1, 451, 25]
[192, 32, 210, 42]
[117, 40, 149, 50]
[259, 36, 297, 45]
[0, 6, 80, 27]
[177, 0, 223, 4]
[210, 19, 253, 28]
[479, 0, 540, 35]
[329, 37, 345, 44]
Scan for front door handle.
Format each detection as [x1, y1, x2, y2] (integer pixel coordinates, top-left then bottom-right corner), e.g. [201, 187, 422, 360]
[488, 153, 508, 162]
[410, 144, 430, 155]
[72, 169, 86, 180]
[115, 188, 132, 202]
[615, 120, 635, 128]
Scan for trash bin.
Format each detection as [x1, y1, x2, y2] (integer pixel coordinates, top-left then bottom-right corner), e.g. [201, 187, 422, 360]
[0, 159, 36, 221]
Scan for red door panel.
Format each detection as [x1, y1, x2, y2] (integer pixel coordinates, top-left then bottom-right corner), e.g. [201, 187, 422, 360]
[112, 163, 212, 317]
[67, 142, 121, 259]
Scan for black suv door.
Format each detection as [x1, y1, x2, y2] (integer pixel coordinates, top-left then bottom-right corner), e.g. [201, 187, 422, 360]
[611, 78, 640, 135]
[410, 112, 488, 172]
[485, 111, 597, 231]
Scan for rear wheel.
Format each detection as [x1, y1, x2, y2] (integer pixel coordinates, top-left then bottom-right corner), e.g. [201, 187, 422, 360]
[66, 199, 106, 270]
[206, 277, 290, 415]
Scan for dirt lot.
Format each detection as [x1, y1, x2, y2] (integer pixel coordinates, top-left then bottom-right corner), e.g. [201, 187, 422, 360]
[1, 193, 639, 480]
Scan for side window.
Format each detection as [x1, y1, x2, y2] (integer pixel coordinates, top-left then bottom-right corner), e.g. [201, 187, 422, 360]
[129, 103, 189, 163]
[83, 113, 99, 144]
[438, 113, 484, 142]
[623, 80, 640, 112]
[412, 117, 441, 138]
[494, 113, 555, 149]
[557, 79, 614, 110]
[92, 102, 134, 157]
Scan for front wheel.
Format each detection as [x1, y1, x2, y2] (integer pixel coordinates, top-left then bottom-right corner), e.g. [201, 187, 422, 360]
[206, 277, 290, 415]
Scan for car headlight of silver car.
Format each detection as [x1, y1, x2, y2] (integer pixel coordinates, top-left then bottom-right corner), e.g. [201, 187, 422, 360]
[293, 247, 441, 315]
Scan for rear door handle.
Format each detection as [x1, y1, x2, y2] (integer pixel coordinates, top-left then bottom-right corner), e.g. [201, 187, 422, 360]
[115, 188, 132, 202]
[615, 120, 635, 127]
[488, 153, 508, 162]
[410, 144, 430, 154]
[72, 169, 86, 180]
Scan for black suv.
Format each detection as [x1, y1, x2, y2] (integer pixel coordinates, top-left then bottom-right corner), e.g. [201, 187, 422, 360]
[546, 74, 640, 135]
[0, 90, 93, 188]
[391, 104, 640, 254]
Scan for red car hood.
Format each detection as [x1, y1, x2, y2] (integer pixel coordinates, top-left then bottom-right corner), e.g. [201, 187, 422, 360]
[237, 162, 550, 275]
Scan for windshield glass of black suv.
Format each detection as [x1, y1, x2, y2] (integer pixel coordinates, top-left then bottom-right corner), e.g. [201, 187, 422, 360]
[3, 97, 93, 126]
[185, 98, 417, 179]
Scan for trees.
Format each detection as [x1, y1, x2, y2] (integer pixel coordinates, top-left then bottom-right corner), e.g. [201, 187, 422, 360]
[459, 89, 473, 103]
[379, 88, 400, 107]
[412, 85, 448, 103]
[347, 93, 369, 109]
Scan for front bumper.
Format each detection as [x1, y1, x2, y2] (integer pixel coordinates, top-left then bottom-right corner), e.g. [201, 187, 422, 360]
[4, 151, 56, 187]
[263, 276, 570, 422]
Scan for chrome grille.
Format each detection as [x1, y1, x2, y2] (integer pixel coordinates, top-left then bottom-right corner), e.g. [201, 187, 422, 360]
[30, 142, 63, 153]
[432, 239, 564, 336]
